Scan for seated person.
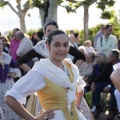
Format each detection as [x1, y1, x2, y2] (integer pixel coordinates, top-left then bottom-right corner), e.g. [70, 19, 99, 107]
[86, 52, 107, 91]
[91, 49, 120, 120]
[85, 40, 95, 55]
[78, 52, 95, 81]
[75, 46, 86, 67]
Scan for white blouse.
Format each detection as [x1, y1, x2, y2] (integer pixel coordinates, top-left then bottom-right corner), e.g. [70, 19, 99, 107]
[6, 71, 45, 104]
[6, 67, 85, 105]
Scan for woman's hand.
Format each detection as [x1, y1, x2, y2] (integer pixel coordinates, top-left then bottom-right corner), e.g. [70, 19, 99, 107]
[35, 110, 55, 120]
[76, 104, 83, 113]
[76, 104, 80, 110]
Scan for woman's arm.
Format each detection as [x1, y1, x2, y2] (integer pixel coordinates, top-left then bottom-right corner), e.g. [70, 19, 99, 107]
[76, 90, 84, 110]
[5, 96, 55, 120]
[17, 49, 44, 72]
[19, 63, 32, 72]
[4, 71, 50, 120]
[4, 96, 36, 120]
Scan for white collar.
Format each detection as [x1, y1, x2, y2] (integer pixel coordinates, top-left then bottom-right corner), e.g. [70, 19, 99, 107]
[32, 58, 79, 112]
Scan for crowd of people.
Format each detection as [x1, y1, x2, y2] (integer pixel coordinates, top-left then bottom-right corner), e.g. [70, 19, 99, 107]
[0, 21, 120, 120]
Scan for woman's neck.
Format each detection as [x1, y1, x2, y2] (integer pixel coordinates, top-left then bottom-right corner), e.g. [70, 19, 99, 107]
[49, 58, 63, 69]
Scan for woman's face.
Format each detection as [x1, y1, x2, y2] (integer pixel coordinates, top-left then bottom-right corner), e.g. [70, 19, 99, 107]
[0, 40, 3, 53]
[1, 37, 7, 45]
[48, 34, 69, 63]
[86, 42, 91, 47]
[44, 25, 57, 37]
[76, 35, 80, 41]
[33, 33, 38, 40]
[86, 53, 93, 63]
[94, 56, 100, 63]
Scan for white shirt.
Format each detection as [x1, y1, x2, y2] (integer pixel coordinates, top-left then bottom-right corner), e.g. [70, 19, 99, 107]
[6, 71, 45, 104]
[96, 34, 117, 57]
[85, 46, 95, 55]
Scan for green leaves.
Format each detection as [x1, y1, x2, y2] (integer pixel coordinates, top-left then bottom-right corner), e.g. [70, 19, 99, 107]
[32, 0, 44, 8]
[61, 1, 81, 13]
[0, 1, 9, 7]
[97, 0, 115, 10]
[101, 10, 115, 19]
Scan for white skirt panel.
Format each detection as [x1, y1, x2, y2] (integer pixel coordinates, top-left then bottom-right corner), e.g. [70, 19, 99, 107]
[44, 109, 86, 120]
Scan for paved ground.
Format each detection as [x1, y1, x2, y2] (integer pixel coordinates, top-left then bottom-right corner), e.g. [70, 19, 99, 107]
[95, 112, 120, 120]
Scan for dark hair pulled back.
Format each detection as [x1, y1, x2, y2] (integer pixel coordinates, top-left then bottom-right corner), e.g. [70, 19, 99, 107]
[46, 29, 69, 45]
[44, 20, 58, 31]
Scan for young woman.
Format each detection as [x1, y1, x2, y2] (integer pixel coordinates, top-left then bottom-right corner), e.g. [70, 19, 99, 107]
[0, 39, 21, 120]
[0, 36, 10, 53]
[5, 29, 86, 120]
[15, 20, 85, 118]
[30, 32, 44, 46]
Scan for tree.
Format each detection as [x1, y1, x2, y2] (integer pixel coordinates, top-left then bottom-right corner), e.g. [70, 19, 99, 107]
[62, 0, 116, 43]
[0, 0, 61, 31]
[33, 0, 59, 27]
[0, 0, 33, 32]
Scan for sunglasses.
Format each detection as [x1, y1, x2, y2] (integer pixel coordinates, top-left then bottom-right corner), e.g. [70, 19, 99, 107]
[2, 39, 6, 42]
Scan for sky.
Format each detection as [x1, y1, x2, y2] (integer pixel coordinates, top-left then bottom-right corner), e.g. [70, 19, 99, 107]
[0, 0, 120, 34]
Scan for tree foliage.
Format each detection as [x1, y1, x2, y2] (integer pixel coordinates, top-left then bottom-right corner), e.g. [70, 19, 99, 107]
[0, 0, 33, 32]
[61, 0, 116, 19]
[0, 0, 116, 34]
[0, 1, 7, 7]
[32, 0, 59, 26]
[61, 0, 116, 41]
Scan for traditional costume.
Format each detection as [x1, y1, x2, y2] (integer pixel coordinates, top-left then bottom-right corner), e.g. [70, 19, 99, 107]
[6, 58, 86, 120]
[0, 52, 22, 120]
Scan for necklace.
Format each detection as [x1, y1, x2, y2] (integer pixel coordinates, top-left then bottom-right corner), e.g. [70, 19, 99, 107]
[62, 62, 70, 76]
[50, 59, 70, 76]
